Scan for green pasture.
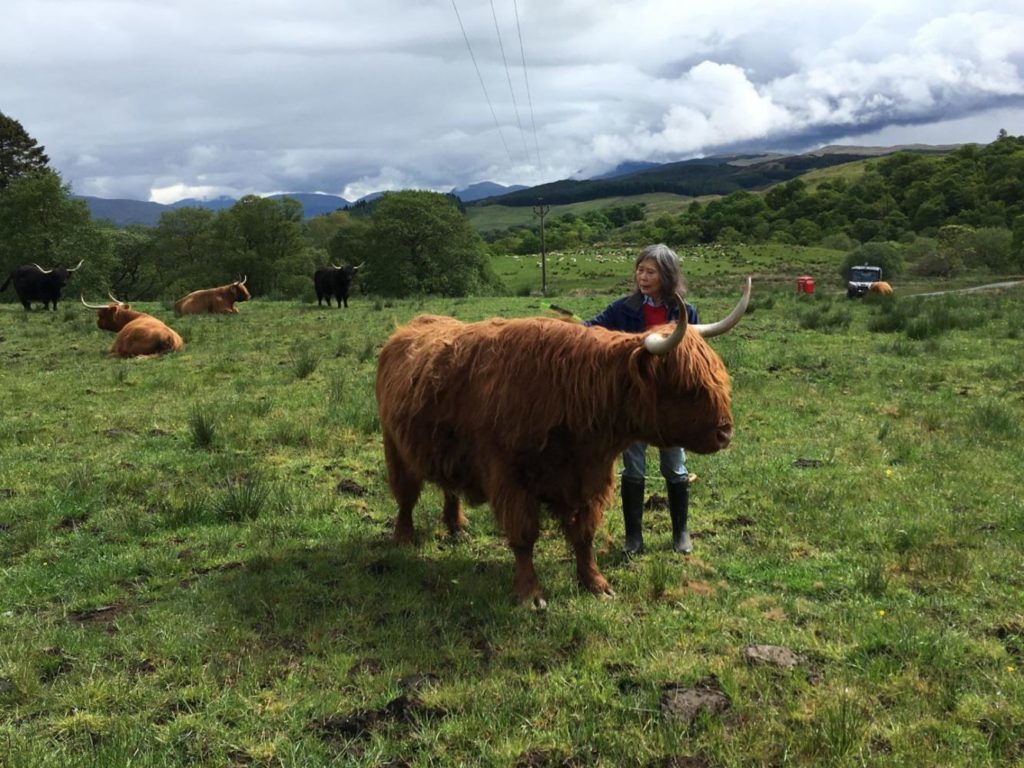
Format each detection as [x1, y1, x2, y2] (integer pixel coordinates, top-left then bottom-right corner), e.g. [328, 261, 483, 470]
[799, 158, 873, 191]
[1, 266, 1022, 766]
[467, 193, 702, 233]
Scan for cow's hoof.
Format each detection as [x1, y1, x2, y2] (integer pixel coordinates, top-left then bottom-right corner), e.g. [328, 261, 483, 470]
[528, 595, 548, 611]
[393, 528, 415, 545]
[597, 585, 616, 599]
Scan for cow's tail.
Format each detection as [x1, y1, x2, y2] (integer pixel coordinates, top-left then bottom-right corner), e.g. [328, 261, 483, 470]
[0, 273, 11, 293]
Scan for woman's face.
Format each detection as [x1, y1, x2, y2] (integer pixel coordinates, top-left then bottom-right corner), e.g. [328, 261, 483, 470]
[635, 258, 662, 300]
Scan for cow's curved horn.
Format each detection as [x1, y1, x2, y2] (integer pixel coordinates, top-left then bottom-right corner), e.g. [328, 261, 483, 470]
[692, 277, 752, 338]
[239, 275, 247, 286]
[80, 294, 107, 309]
[31, 262, 53, 274]
[331, 263, 342, 269]
[108, 291, 126, 305]
[643, 292, 688, 356]
[67, 259, 84, 272]
[353, 261, 365, 271]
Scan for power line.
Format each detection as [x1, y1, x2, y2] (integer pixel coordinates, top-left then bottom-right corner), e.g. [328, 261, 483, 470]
[513, 0, 542, 168]
[450, 0, 515, 165]
[490, 0, 530, 164]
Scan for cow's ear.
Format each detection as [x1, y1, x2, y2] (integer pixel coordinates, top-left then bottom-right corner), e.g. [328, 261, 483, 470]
[627, 347, 659, 395]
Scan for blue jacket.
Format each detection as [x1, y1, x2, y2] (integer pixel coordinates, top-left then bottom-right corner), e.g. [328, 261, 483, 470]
[585, 292, 699, 332]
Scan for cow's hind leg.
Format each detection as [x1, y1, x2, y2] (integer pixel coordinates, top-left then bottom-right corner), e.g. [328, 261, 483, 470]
[561, 502, 614, 598]
[383, 431, 422, 544]
[442, 491, 467, 537]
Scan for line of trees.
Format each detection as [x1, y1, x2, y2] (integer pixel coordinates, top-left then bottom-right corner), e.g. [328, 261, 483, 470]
[0, 112, 499, 301]
[486, 133, 1024, 273]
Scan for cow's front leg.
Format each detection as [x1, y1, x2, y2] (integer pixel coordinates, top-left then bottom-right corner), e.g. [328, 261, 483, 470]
[563, 503, 614, 598]
[495, 493, 545, 609]
[442, 491, 467, 537]
[511, 541, 545, 610]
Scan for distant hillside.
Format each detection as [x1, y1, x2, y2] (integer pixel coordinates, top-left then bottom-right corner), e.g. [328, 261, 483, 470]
[478, 146, 956, 207]
[78, 192, 353, 227]
[73, 197, 167, 227]
[452, 182, 529, 202]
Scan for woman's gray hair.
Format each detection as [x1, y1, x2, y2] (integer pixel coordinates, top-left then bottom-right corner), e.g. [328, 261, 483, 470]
[633, 243, 686, 303]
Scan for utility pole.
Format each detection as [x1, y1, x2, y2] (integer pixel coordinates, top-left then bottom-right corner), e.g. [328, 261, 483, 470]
[533, 198, 550, 295]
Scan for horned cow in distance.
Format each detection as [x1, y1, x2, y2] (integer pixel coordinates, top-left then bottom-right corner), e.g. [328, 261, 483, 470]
[314, 262, 363, 308]
[174, 276, 250, 315]
[82, 294, 183, 358]
[1, 260, 84, 310]
[375, 278, 752, 609]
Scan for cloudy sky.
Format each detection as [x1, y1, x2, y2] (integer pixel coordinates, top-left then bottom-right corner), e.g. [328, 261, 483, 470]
[4, 0, 1023, 203]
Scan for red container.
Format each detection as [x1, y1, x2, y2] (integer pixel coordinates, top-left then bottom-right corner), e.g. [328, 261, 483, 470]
[796, 275, 815, 294]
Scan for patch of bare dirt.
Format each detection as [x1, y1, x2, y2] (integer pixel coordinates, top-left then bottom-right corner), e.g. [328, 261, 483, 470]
[336, 478, 367, 496]
[742, 644, 805, 669]
[660, 675, 730, 727]
[311, 693, 447, 742]
[68, 604, 126, 624]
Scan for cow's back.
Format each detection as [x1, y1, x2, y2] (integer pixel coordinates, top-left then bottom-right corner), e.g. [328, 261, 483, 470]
[112, 316, 183, 357]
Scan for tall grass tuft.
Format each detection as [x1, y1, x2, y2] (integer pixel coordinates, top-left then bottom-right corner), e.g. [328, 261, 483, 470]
[815, 693, 867, 760]
[188, 405, 217, 449]
[798, 304, 851, 331]
[216, 474, 270, 522]
[967, 400, 1019, 440]
[291, 344, 320, 380]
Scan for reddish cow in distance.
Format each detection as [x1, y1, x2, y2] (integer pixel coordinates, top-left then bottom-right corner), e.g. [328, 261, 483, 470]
[868, 281, 894, 296]
[174, 276, 250, 315]
[376, 278, 752, 609]
[82, 294, 184, 358]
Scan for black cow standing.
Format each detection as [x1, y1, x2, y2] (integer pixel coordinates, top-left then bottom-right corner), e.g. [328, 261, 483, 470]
[1, 260, 84, 310]
[314, 262, 363, 308]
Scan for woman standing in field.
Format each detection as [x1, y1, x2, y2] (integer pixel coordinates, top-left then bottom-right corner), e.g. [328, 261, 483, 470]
[586, 243, 698, 555]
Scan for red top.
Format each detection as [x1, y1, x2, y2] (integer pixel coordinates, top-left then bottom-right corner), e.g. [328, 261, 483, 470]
[642, 301, 669, 329]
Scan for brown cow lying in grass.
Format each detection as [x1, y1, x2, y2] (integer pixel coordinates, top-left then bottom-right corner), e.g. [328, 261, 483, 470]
[174, 276, 250, 315]
[82, 295, 183, 358]
[868, 281, 893, 296]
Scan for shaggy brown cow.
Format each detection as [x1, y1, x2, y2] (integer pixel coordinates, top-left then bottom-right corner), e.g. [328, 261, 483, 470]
[868, 281, 893, 296]
[82, 295, 184, 358]
[376, 279, 751, 608]
[174, 276, 250, 315]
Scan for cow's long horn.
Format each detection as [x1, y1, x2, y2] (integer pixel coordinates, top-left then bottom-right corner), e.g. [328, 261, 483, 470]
[353, 261, 365, 271]
[108, 291, 126, 305]
[692, 277, 752, 338]
[67, 259, 84, 272]
[643, 292, 688, 355]
[331, 263, 342, 269]
[81, 294, 107, 309]
[239, 275, 247, 286]
[31, 263, 53, 274]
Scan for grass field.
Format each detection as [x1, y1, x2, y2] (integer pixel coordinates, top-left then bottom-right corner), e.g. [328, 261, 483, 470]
[466, 193, 705, 233]
[1, 255, 1023, 766]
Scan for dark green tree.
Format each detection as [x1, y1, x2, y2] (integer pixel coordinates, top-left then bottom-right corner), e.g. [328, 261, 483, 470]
[0, 112, 50, 190]
[211, 195, 307, 296]
[0, 170, 109, 298]
[359, 190, 501, 297]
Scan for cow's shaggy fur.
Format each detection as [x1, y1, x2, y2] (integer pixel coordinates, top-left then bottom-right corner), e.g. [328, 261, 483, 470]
[868, 281, 894, 296]
[376, 314, 734, 607]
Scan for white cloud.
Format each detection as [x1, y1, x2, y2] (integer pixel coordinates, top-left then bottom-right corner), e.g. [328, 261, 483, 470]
[3, 0, 1023, 202]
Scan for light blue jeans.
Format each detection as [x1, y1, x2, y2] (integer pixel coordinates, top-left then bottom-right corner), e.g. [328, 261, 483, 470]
[621, 441, 688, 484]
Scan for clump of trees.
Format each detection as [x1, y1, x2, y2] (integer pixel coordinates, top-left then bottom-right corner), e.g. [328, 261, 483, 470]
[1, 113, 500, 301]
[486, 132, 1024, 273]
